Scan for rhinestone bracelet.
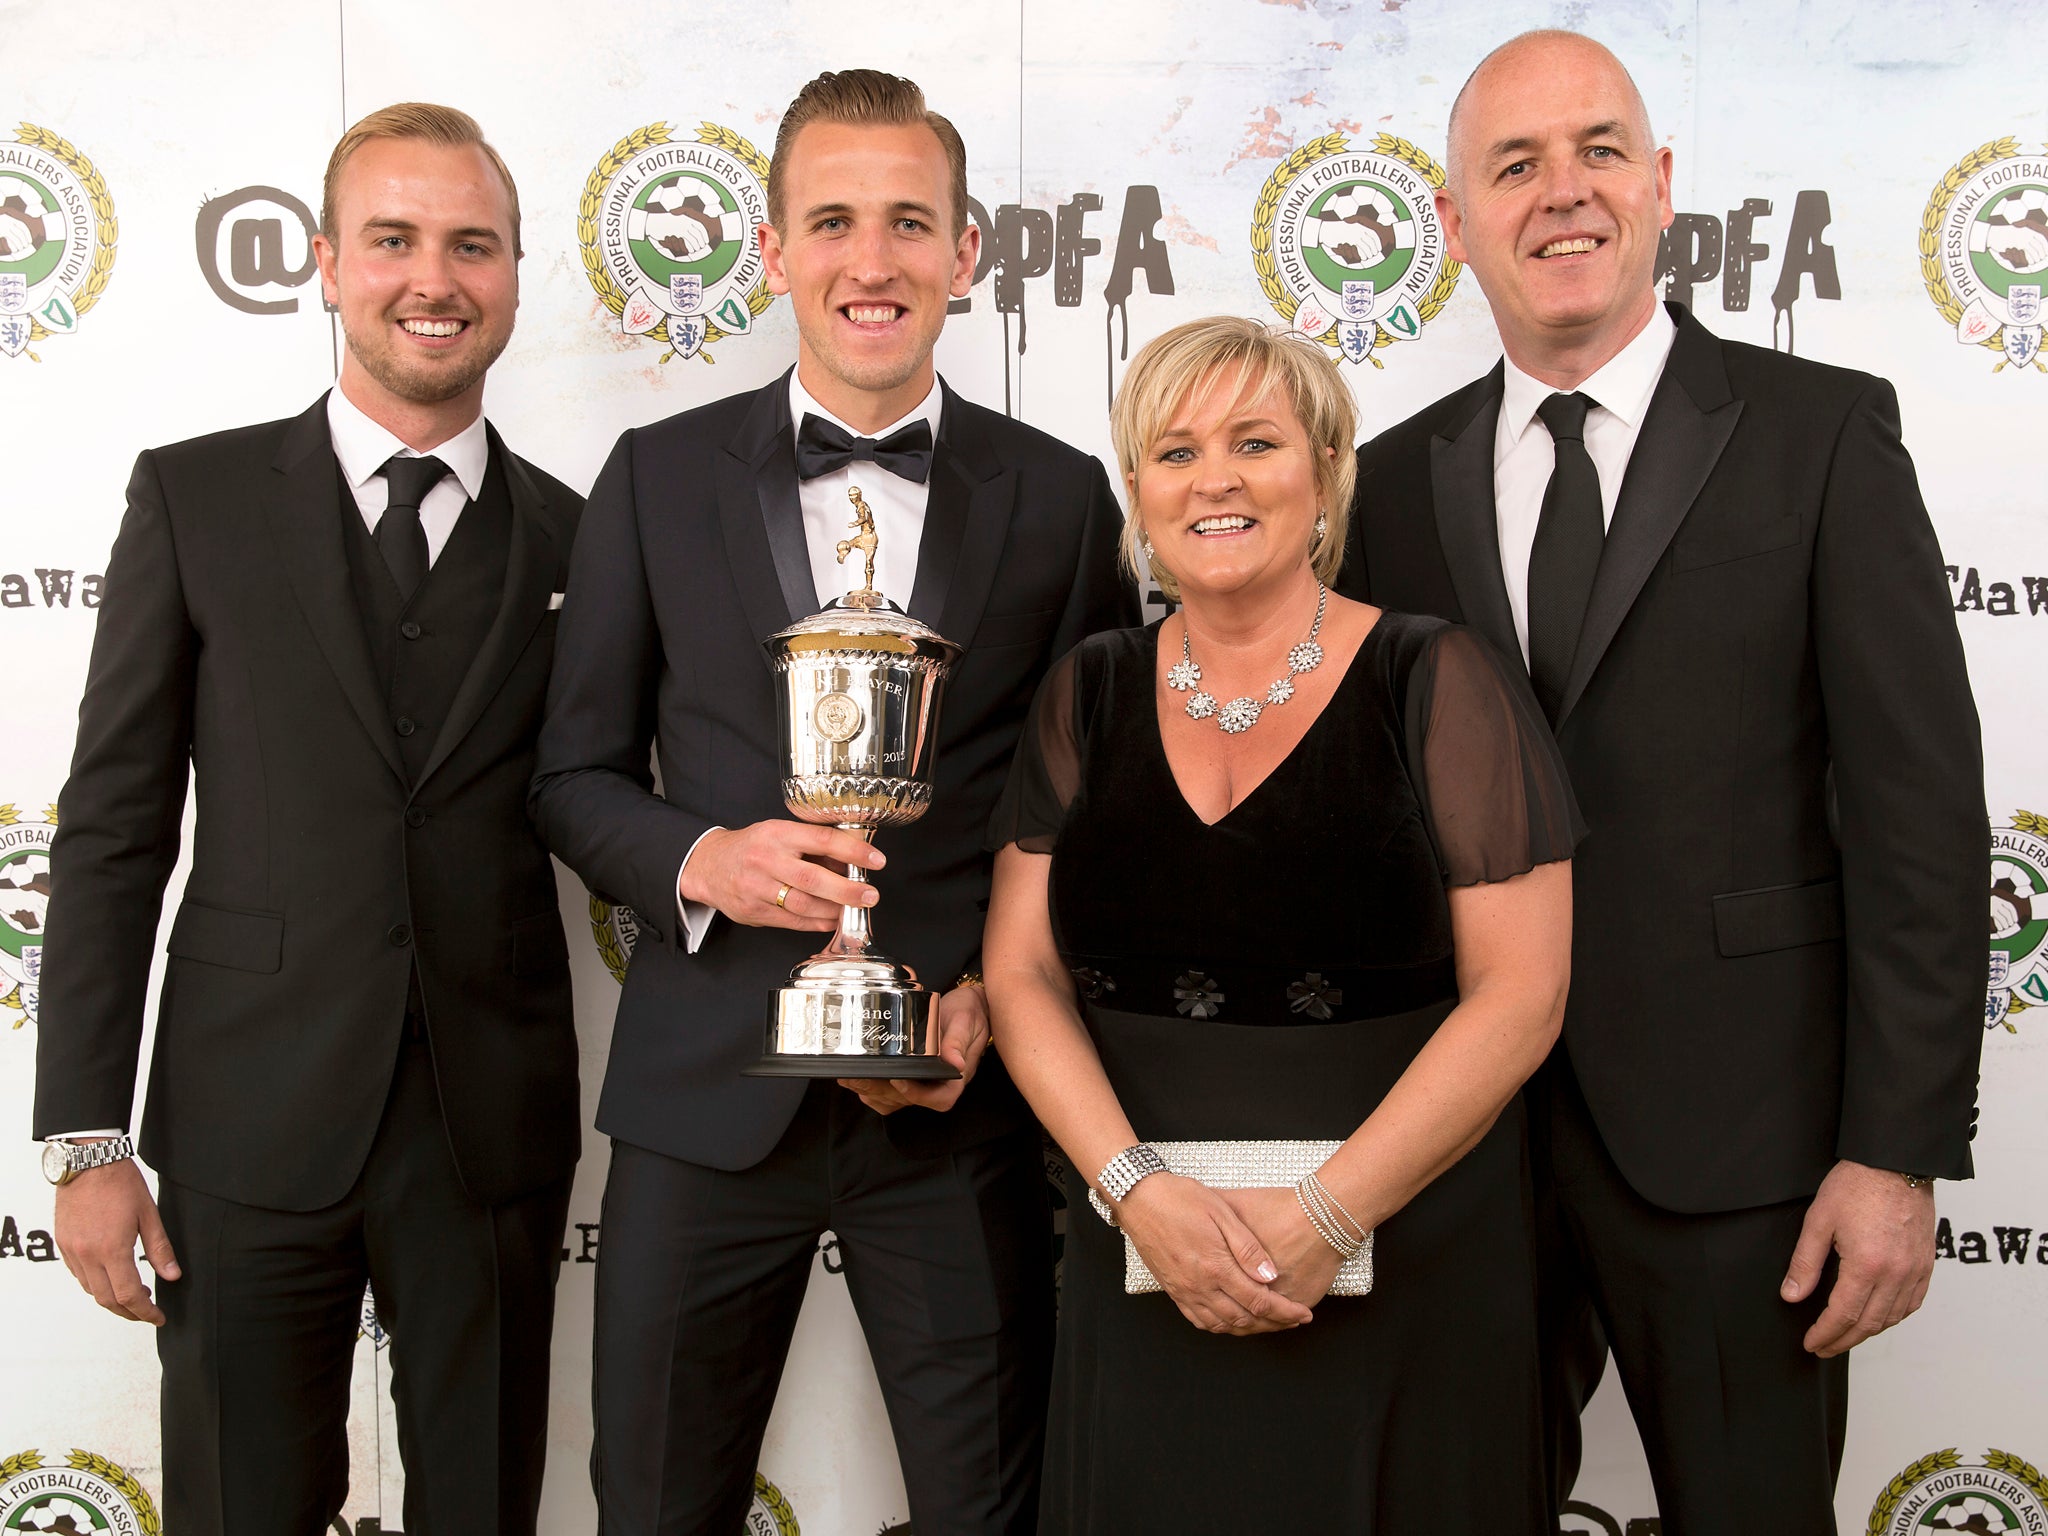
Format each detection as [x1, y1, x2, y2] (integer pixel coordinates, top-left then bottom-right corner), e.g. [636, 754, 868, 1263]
[1097, 1143, 1168, 1206]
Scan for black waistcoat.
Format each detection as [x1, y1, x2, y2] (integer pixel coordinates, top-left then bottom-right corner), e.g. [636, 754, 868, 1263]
[340, 452, 513, 786]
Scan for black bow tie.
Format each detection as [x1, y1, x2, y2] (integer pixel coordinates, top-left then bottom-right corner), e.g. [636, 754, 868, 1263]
[794, 413, 934, 485]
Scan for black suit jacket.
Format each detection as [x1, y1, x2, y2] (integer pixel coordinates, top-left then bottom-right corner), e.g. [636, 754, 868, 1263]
[531, 371, 1136, 1170]
[1344, 304, 1984, 1213]
[34, 395, 583, 1212]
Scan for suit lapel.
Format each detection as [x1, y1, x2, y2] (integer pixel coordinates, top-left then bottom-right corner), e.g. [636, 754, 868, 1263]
[265, 395, 407, 781]
[1429, 366, 1525, 679]
[912, 383, 1015, 645]
[416, 430, 561, 788]
[1556, 307, 1742, 725]
[718, 374, 817, 662]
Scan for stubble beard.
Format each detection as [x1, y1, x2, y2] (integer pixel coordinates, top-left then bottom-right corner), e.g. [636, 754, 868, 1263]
[341, 311, 510, 406]
[799, 312, 942, 401]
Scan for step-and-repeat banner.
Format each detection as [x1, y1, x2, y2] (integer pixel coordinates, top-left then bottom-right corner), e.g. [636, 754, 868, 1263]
[4, 1, 2044, 1531]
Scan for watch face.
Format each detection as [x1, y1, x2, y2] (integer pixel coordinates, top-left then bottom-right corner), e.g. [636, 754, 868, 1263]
[41, 1141, 69, 1184]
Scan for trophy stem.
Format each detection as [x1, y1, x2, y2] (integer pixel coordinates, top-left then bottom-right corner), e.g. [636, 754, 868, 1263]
[824, 825, 876, 959]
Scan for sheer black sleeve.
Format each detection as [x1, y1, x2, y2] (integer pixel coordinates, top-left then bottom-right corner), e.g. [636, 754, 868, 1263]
[1404, 625, 1585, 887]
[987, 647, 1087, 854]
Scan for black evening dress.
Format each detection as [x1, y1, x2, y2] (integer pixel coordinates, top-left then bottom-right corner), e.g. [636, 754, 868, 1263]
[989, 611, 1581, 1535]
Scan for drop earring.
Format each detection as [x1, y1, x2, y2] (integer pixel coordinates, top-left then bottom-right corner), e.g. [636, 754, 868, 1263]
[1313, 512, 1328, 542]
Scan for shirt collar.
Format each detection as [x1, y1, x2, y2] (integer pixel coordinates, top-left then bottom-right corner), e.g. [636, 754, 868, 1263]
[788, 368, 944, 448]
[1498, 301, 1678, 446]
[325, 386, 491, 500]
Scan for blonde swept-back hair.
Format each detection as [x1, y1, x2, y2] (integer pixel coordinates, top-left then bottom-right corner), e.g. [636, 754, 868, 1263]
[322, 102, 523, 257]
[1110, 316, 1358, 601]
[769, 70, 971, 238]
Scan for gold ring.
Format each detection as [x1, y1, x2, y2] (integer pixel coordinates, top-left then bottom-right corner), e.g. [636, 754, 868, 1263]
[774, 883, 791, 909]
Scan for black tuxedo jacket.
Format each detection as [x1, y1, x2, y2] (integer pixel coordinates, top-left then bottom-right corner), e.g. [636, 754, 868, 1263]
[531, 371, 1136, 1170]
[34, 395, 583, 1212]
[1344, 305, 1984, 1213]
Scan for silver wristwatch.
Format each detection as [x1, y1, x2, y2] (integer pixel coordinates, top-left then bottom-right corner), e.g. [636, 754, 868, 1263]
[42, 1136, 135, 1187]
[1096, 1143, 1168, 1205]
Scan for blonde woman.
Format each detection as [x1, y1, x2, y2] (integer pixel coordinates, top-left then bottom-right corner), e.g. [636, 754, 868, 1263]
[985, 317, 1580, 1532]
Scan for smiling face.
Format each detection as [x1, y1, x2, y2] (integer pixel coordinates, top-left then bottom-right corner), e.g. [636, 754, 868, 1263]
[1440, 34, 1673, 379]
[758, 118, 979, 431]
[314, 136, 518, 423]
[1130, 365, 1329, 605]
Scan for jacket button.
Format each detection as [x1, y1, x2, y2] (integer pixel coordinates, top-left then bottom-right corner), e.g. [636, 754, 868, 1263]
[395, 717, 416, 737]
[400, 621, 422, 640]
[405, 806, 427, 828]
[388, 923, 411, 947]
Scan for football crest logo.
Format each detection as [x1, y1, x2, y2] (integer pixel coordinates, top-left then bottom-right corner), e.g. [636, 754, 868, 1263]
[0, 125, 116, 362]
[579, 121, 774, 363]
[1868, 1447, 2048, 1536]
[744, 1474, 798, 1536]
[0, 805, 56, 1028]
[1251, 132, 1460, 367]
[589, 894, 640, 986]
[0, 1448, 160, 1534]
[1921, 138, 2048, 373]
[1988, 811, 2048, 1032]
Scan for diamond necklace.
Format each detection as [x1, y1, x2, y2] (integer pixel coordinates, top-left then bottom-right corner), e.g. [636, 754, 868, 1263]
[1166, 581, 1327, 734]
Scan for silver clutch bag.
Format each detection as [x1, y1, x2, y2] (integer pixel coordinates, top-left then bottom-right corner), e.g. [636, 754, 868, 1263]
[1085, 1139, 1375, 1297]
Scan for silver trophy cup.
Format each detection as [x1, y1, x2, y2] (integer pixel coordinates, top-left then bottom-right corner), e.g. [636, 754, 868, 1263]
[745, 489, 964, 1079]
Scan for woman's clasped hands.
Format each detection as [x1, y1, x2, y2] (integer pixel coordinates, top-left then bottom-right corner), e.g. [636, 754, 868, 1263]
[1113, 1174, 1343, 1335]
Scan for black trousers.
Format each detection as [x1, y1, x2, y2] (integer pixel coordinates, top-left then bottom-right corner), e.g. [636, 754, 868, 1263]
[155, 1030, 571, 1536]
[592, 1080, 1054, 1536]
[1534, 1052, 1848, 1536]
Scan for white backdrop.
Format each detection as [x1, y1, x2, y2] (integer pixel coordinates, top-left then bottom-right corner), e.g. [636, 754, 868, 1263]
[4, 2, 2045, 1532]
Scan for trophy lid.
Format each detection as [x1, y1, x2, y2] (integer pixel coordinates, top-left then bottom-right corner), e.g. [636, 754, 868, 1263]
[766, 591, 962, 662]
[763, 485, 960, 662]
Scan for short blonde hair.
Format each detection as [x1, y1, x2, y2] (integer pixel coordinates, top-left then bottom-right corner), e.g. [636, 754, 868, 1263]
[770, 70, 970, 238]
[1109, 316, 1357, 600]
[322, 102, 522, 257]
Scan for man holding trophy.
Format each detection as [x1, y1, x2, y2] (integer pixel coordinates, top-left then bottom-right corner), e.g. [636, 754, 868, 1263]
[530, 68, 1134, 1534]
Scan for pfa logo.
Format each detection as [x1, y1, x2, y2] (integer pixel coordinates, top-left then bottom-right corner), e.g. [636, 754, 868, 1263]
[1989, 811, 2048, 1032]
[1251, 131, 1460, 368]
[579, 121, 773, 363]
[1922, 138, 2048, 374]
[745, 1474, 797, 1536]
[0, 805, 56, 1028]
[0, 1448, 160, 1535]
[0, 125, 116, 361]
[1869, 1447, 2048, 1535]
[589, 894, 640, 985]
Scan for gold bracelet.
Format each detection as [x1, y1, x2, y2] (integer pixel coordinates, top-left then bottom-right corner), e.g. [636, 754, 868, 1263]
[953, 971, 984, 990]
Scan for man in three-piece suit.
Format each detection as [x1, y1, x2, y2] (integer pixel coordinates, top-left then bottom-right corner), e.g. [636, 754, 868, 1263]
[34, 105, 581, 1533]
[1342, 32, 1984, 1534]
[530, 69, 1134, 1535]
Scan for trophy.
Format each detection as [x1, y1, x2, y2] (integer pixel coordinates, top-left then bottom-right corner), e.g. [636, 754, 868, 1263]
[746, 487, 965, 1078]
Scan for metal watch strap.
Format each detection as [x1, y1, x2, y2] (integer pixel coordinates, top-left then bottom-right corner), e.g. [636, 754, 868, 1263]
[49, 1135, 134, 1182]
[70, 1135, 133, 1173]
[1097, 1143, 1168, 1204]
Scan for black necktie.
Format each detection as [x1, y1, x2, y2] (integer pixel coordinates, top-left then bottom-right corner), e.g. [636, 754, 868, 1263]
[793, 414, 934, 484]
[1527, 392, 1604, 724]
[376, 454, 447, 601]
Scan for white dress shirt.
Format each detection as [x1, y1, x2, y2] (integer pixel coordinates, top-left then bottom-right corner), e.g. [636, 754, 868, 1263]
[1493, 303, 1677, 665]
[46, 391, 494, 1144]
[326, 386, 490, 567]
[675, 371, 947, 953]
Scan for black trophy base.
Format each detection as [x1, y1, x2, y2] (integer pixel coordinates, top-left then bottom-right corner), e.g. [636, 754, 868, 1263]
[743, 1052, 962, 1080]
[743, 978, 960, 1079]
